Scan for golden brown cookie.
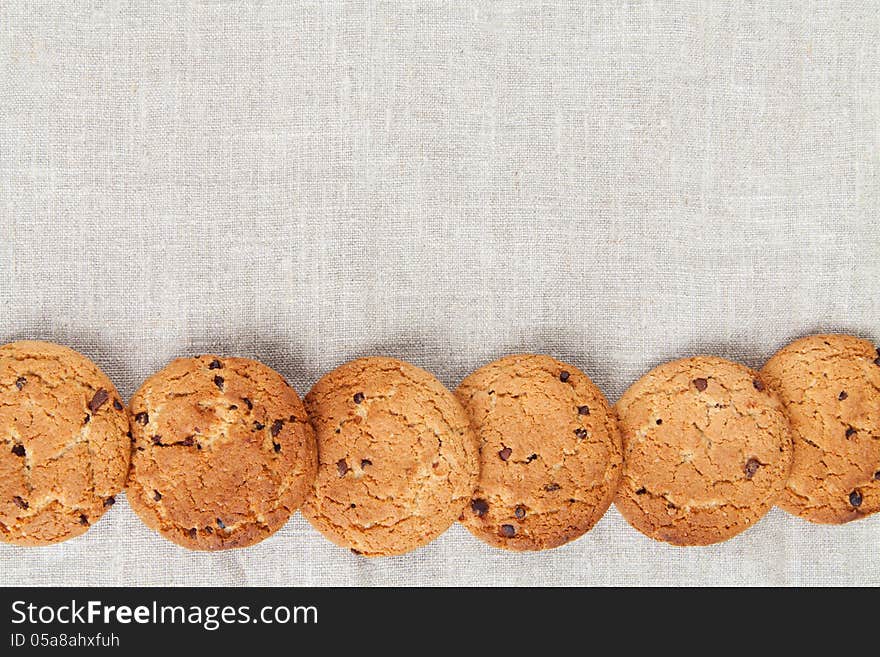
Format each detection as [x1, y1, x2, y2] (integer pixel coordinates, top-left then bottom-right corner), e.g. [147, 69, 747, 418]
[302, 357, 478, 556]
[0, 341, 130, 545]
[614, 356, 792, 546]
[761, 334, 880, 524]
[126, 355, 316, 550]
[456, 354, 622, 550]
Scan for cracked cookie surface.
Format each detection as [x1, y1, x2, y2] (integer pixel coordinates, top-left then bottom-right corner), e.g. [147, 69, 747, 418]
[126, 355, 316, 550]
[456, 354, 622, 551]
[614, 356, 792, 546]
[302, 357, 478, 557]
[761, 334, 880, 524]
[0, 341, 130, 545]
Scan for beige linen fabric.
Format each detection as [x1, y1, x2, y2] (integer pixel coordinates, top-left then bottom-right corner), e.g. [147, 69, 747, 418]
[0, 1, 877, 586]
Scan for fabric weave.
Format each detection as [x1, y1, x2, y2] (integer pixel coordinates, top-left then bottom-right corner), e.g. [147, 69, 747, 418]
[0, 1, 877, 586]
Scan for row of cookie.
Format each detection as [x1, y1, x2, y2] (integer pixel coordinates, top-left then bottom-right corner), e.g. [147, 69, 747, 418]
[0, 334, 877, 553]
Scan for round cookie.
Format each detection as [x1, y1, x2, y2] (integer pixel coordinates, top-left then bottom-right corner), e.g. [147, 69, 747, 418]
[126, 355, 316, 550]
[302, 357, 478, 556]
[456, 354, 622, 550]
[0, 341, 130, 545]
[614, 356, 792, 546]
[761, 334, 880, 524]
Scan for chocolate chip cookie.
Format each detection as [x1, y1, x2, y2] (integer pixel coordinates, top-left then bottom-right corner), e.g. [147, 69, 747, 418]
[302, 357, 479, 556]
[456, 354, 622, 550]
[615, 356, 792, 546]
[761, 334, 880, 523]
[0, 341, 130, 545]
[126, 355, 317, 550]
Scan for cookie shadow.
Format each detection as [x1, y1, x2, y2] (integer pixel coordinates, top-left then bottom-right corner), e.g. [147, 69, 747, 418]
[3, 322, 141, 399]
[337, 332, 460, 388]
[684, 323, 880, 373]
[494, 327, 619, 399]
[355, 326, 620, 398]
[670, 339, 770, 371]
[769, 324, 880, 353]
[184, 325, 315, 396]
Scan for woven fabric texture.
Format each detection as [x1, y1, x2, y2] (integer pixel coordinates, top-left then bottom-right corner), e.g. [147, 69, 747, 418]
[0, 1, 878, 586]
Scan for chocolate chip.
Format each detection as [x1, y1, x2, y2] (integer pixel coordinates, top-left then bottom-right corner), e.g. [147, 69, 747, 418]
[104, 496, 115, 507]
[846, 427, 857, 439]
[544, 483, 561, 492]
[14, 377, 26, 391]
[471, 498, 489, 516]
[655, 419, 662, 425]
[113, 399, 124, 412]
[559, 371, 570, 382]
[514, 506, 526, 519]
[850, 490, 863, 507]
[12, 496, 28, 509]
[216, 518, 226, 529]
[135, 412, 149, 426]
[693, 378, 708, 392]
[208, 359, 223, 370]
[253, 421, 265, 431]
[180, 436, 195, 447]
[88, 388, 109, 413]
[188, 528, 197, 538]
[337, 459, 349, 476]
[273, 442, 281, 453]
[500, 524, 516, 537]
[289, 415, 297, 422]
[667, 502, 677, 509]
[635, 487, 647, 495]
[350, 503, 356, 508]
[11, 444, 25, 457]
[271, 419, 284, 437]
[213, 375, 224, 391]
[361, 459, 372, 468]
[574, 428, 588, 439]
[526, 453, 538, 463]
[752, 378, 764, 391]
[498, 447, 512, 461]
[351, 548, 362, 556]
[744, 458, 761, 479]
[875, 471, 880, 481]
[153, 491, 162, 501]
[577, 405, 590, 415]
[79, 514, 89, 526]
[838, 391, 848, 401]
[243, 397, 253, 410]
[353, 392, 365, 404]
[83, 414, 90, 424]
